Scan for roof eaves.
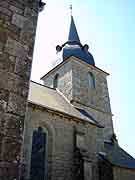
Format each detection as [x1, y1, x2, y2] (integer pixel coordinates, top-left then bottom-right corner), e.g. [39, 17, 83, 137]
[30, 80, 55, 90]
[40, 55, 109, 80]
[103, 142, 135, 169]
[28, 100, 102, 128]
[40, 58, 71, 80]
[72, 56, 109, 75]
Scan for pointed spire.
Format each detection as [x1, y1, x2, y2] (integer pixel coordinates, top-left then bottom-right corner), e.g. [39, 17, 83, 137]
[68, 15, 80, 43]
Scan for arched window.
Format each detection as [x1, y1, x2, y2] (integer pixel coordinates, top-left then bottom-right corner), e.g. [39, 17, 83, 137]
[53, 74, 59, 89]
[88, 72, 95, 89]
[30, 127, 46, 180]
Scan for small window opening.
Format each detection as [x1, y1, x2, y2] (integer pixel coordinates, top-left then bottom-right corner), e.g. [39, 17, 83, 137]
[53, 74, 59, 89]
[88, 72, 95, 89]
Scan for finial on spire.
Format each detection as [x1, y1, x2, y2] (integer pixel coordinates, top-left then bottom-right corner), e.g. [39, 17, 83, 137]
[69, 4, 72, 16]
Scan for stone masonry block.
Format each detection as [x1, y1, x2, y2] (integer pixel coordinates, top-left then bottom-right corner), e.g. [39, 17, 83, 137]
[0, 72, 27, 100]
[15, 57, 32, 79]
[0, 29, 8, 43]
[12, 13, 26, 29]
[0, 12, 11, 22]
[4, 113, 24, 138]
[0, 25, 19, 42]
[9, 5, 23, 15]
[7, 72, 29, 97]
[7, 93, 26, 116]
[0, 2, 9, 8]
[0, 53, 15, 72]
[0, 112, 24, 139]
[0, 70, 28, 97]
[0, 89, 9, 111]
[0, 7, 12, 16]
[0, 100, 7, 111]
[0, 42, 4, 53]
[0, 70, 9, 90]
[0, 161, 19, 180]
[20, 17, 38, 48]
[0, 111, 5, 128]
[0, 134, 3, 156]
[24, 7, 37, 18]
[3, 21, 20, 38]
[2, 137, 22, 162]
[5, 38, 28, 57]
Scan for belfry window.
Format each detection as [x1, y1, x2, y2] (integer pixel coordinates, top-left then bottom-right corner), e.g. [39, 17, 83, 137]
[30, 127, 46, 180]
[53, 74, 59, 89]
[88, 72, 95, 89]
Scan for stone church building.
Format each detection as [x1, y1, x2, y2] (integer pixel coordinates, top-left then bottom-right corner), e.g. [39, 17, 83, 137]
[0, 1, 135, 180]
[23, 14, 135, 180]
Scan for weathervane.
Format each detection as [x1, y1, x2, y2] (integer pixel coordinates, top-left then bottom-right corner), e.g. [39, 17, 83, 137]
[70, 4, 72, 16]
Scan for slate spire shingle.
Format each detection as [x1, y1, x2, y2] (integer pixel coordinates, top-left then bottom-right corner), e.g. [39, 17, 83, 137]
[56, 13, 95, 66]
[68, 15, 80, 43]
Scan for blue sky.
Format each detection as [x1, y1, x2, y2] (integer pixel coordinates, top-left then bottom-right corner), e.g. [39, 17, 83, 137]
[31, 0, 135, 157]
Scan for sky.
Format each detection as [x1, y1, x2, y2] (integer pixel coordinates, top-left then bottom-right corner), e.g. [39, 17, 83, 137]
[31, 0, 135, 157]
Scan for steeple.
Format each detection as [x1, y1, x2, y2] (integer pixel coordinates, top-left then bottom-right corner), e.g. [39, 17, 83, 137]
[68, 15, 80, 43]
[56, 10, 95, 66]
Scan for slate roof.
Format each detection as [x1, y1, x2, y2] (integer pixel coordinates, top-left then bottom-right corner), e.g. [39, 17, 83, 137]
[68, 16, 80, 42]
[100, 141, 135, 169]
[63, 43, 95, 65]
[56, 15, 95, 66]
[28, 81, 102, 127]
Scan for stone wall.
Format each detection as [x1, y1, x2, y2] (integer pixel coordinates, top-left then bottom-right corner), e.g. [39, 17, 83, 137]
[0, 1, 39, 179]
[42, 57, 114, 139]
[71, 59, 111, 113]
[71, 58, 113, 139]
[23, 103, 101, 180]
[72, 101, 113, 140]
[42, 60, 73, 101]
[113, 166, 135, 180]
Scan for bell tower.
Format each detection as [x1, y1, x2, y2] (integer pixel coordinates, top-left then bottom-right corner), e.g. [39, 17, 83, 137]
[0, 0, 45, 179]
[41, 14, 113, 140]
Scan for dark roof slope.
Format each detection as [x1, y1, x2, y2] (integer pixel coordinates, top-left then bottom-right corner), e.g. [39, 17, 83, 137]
[68, 15, 80, 42]
[56, 15, 95, 66]
[63, 44, 95, 65]
[100, 141, 135, 169]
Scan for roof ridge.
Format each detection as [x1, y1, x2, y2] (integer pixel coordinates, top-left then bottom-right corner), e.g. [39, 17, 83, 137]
[30, 80, 56, 90]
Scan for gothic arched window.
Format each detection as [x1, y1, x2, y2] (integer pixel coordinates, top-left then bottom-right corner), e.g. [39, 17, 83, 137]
[30, 127, 46, 180]
[53, 74, 59, 89]
[88, 72, 95, 89]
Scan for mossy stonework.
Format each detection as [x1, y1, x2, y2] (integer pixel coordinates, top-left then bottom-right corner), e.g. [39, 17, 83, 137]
[0, 0, 40, 179]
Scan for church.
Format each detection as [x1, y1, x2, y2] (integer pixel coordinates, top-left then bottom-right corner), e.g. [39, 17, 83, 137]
[0, 0, 134, 179]
[22, 13, 135, 180]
